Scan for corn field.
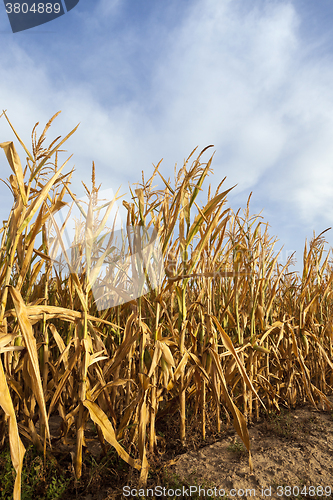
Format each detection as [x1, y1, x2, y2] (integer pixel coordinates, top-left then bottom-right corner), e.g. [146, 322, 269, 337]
[0, 111, 332, 500]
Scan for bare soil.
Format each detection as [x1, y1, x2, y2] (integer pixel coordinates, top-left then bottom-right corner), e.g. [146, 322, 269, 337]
[170, 396, 333, 500]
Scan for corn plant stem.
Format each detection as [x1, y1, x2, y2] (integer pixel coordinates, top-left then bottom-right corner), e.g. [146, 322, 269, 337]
[240, 352, 247, 418]
[201, 379, 206, 440]
[149, 300, 161, 453]
[0, 231, 23, 324]
[216, 376, 221, 433]
[40, 312, 49, 453]
[75, 298, 88, 480]
[179, 284, 187, 446]
[248, 350, 254, 422]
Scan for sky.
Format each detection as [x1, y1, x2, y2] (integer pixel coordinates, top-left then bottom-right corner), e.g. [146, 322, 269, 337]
[1, 0, 333, 275]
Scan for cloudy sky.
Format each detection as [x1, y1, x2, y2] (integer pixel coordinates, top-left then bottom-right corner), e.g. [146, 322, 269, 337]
[1, 0, 333, 274]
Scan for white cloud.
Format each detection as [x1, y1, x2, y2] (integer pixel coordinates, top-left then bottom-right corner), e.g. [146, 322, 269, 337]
[2, 0, 333, 262]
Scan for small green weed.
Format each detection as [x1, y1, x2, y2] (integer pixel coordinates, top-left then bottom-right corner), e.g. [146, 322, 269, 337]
[266, 408, 293, 438]
[0, 444, 70, 500]
[227, 438, 247, 458]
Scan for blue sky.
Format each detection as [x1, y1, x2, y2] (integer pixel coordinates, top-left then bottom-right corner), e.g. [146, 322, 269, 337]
[1, 0, 333, 274]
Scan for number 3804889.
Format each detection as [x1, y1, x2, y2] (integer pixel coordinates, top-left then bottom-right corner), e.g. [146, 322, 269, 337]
[5, 3, 61, 14]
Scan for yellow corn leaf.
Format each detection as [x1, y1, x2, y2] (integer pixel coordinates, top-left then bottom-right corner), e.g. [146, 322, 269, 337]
[186, 188, 234, 247]
[189, 151, 212, 209]
[172, 351, 189, 382]
[296, 347, 317, 409]
[162, 186, 186, 255]
[212, 315, 266, 409]
[135, 188, 145, 223]
[48, 323, 68, 368]
[147, 342, 162, 378]
[17, 207, 44, 289]
[311, 385, 333, 410]
[0, 345, 25, 353]
[209, 348, 253, 471]
[47, 345, 82, 417]
[56, 341, 73, 372]
[252, 343, 270, 354]
[103, 313, 139, 377]
[88, 351, 109, 367]
[160, 357, 171, 387]
[307, 330, 333, 371]
[116, 397, 140, 440]
[18, 157, 70, 235]
[9, 286, 51, 444]
[0, 141, 27, 205]
[5, 304, 118, 327]
[86, 246, 117, 293]
[159, 341, 176, 367]
[83, 399, 141, 470]
[2, 110, 34, 162]
[188, 216, 230, 279]
[138, 395, 149, 487]
[187, 352, 210, 381]
[0, 332, 17, 349]
[0, 357, 26, 500]
[91, 379, 133, 402]
[93, 188, 123, 240]
[259, 322, 284, 343]
[85, 196, 94, 271]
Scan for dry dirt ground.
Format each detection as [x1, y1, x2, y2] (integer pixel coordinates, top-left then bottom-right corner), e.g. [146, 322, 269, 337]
[169, 395, 333, 500]
[33, 395, 333, 499]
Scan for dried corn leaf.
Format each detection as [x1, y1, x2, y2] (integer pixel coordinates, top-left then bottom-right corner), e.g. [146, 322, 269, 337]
[0, 358, 26, 500]
[83, 399, 141, 470]
[0, 141, 27, 205]
[9, 286, 51, 443]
